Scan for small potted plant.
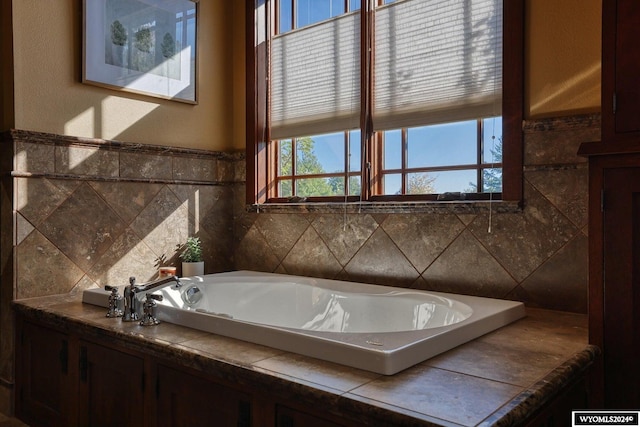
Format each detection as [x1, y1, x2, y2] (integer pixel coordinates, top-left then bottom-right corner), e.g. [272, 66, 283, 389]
[178, 236, 204, 277]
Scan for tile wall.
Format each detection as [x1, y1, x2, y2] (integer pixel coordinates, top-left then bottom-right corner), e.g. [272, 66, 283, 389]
[233, 114, 598, 314]
[0, 113, 598, 411]
[0, 130, 240, 409]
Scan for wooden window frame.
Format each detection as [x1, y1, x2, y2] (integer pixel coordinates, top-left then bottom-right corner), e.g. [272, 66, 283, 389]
[246, 0, 523, 206]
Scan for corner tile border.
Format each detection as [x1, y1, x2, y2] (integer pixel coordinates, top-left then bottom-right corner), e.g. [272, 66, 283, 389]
[523, 113, 601, 133]
[247, 200, 523, 215]
[4, 129, 245, 185]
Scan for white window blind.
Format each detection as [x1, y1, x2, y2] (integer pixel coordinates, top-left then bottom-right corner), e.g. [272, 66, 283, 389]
[270, 12, 361, 140]
[374, 0, 503, 131]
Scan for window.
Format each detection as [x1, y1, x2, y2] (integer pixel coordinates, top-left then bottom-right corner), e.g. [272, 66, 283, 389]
[247, 0, 523, 204]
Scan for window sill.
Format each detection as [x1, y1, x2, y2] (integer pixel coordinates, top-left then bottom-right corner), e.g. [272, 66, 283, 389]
[247, 200, 522, 215]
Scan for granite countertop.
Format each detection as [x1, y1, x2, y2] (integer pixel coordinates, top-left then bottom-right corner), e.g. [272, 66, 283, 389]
[13, 294, 598, 427]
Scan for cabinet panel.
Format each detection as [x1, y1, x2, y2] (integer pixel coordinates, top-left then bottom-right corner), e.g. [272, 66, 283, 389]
[156, 364, 251, 427]
[614, 0, 640, 135]
[602, 168, 640, 407]
[276, 405, 346, 427]
[15, 321, 73, 427]
[603, 0, 640, 141]
[78, 341, 145, 427]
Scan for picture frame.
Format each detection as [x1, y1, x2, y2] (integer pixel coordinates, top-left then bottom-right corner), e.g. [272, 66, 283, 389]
[83, 0, 198, 104]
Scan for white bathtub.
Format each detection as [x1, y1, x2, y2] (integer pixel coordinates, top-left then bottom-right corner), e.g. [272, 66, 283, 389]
[83, 271, 525, 374]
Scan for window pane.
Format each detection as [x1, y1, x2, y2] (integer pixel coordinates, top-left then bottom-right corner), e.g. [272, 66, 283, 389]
[407, 121, 477, 168]
[295, 133, 345, 175]
[349, 0, 361, 11]
[279, 139, 293, 176]
[296, 0, 345, 28]
[427, 170, 478, 194]
[483, 168, 502, 192]
[279, 0, 293, 33]
[383, 173, 402, 195]
[349, 130, 361, 172]
[407, 173, 436, 195]
[483, 116, 502, 164]
[297, 177, 344, 197]
[383, 130, 402, 170]
[279, 179, 293, 197]
[348, 175, 361, 196]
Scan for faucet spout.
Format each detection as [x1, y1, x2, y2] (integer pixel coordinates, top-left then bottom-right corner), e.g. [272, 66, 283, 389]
[122, 275, 181, 322]
[135, 275, 182, 294]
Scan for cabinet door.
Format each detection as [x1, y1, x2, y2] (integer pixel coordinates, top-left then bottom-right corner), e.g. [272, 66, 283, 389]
[15, 321, 73, 427]
[77, 340, 145, 426]
[603, 0, 640, 140]
[613, 0, 640, 134]
[603, 168, 640, 407]
[156, 364, 252, 427]
[276, 406, 346, 427]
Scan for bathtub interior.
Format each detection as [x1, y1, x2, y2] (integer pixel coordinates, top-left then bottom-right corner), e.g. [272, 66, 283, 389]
[158, 277, 474, 333]
[82, 271, 526, 375]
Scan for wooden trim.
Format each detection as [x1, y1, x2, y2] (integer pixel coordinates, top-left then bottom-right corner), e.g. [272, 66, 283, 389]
[501, 0, 524, 203]
[578, 140, 640, 157]
[247, 0, 525, 205]
[246, 0, 269, 204]
[586, 155, 605, 408]
[601, 0, 616, 144]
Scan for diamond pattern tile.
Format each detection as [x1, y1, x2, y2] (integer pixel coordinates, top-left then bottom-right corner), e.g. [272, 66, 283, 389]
[312, 214, 378, 266]
[382, 213, 465, 273]
[39, 183, 128, 271]
[282, 227, 342, 279]
[422, 230, 517, 298]
[345, 228, 418, 287]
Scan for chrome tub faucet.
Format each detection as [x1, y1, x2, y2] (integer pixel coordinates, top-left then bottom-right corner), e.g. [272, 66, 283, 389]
[122, 275, 182, 323]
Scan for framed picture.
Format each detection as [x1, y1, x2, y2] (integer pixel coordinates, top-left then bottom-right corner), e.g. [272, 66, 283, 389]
[83, 0, 198, 104]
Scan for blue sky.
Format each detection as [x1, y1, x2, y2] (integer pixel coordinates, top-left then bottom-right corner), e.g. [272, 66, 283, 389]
[308, 117, 502, 194]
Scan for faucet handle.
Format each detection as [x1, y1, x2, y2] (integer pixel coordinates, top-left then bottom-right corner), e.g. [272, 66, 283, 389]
[104, 286, 123, 318]
[140, 293, 163, 326]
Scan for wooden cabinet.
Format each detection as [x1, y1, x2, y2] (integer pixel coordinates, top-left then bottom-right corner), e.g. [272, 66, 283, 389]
[15, 318, 255, 427]
[15, 320, 147, 427]
[15, 321, 73, 427]
[78, 341, 145, 426]
[14, 314, 591, 426]
[586, 154, 640, 408]
[582, 0, 640, 409]
[155, 364, 251, 427]
[578, 147, 640, 408]
[602, 0, 640, 141]
[276, 406, 347, 427]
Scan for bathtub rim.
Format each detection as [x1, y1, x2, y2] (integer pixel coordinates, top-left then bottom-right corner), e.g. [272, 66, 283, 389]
[83, 270, 526, 375]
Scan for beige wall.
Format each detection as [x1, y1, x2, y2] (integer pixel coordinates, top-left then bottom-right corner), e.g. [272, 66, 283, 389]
[525, 0, 601, 118]
[11, 0, 242, 151]
[7, 1, 600, 151]
[232, 1, 246, 151]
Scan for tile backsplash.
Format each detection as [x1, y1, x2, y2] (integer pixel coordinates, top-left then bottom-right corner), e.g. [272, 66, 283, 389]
[232, 114, 597, 315]
[0, 114, 598, 403]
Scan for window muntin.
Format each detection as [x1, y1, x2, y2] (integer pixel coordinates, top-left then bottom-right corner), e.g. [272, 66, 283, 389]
[275, 132, 362, 200]
[376, 117, 502, 196]
[248, 0, 522, 204]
